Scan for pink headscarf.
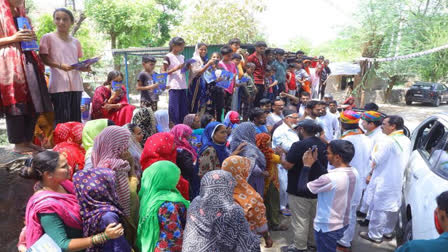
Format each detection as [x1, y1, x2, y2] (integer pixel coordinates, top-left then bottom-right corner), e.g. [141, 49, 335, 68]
[170, 124, 197, 161]
[91, 126, 132, 217]
[25, 180, 82, 248]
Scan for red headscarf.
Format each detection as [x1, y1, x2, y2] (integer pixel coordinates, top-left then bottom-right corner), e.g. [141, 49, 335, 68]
[170, 124, 197, 162]
[53, 122, 86, 178]
[140, 132, 190, 199]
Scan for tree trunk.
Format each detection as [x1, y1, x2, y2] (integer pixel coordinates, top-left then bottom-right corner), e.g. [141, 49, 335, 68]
[70, 11, 86, 36]
[384, 76, 399, 103]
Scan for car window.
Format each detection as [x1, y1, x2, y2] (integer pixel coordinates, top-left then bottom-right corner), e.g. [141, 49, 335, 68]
[415, 120, 437, 151]
[443, 84, 448, 90]
[437, 84, 444, 91]
[430, 135, 448, 180]
[422, 123, 447, 160]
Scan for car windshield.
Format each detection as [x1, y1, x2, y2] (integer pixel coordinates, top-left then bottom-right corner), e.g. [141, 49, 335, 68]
[412, 84, 434, 90]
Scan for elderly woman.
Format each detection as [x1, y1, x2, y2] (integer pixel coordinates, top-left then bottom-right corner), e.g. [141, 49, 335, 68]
[182, 170, 260, 252]
[0, 0, 52, 153]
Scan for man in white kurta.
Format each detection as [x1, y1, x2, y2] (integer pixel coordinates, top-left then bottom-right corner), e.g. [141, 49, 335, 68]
[319, 106, 340, 142]
[273, 112, 300, 213]
[360, 116, 411, 243]
[359, 111, 386, 220]
[336, 110, 373, 249]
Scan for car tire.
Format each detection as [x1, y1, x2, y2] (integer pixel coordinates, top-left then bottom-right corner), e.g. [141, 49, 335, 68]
[404, 219, 413, 243]
[432, 97, 440, 107]
[406, 100, 412, 105]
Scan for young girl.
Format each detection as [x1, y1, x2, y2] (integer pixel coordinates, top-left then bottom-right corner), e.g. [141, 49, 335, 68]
[40, 8, 89, 125]
[206, 52, 226, 122]
[218, 45, 237, 117]
[91, 71, 135, 126]
[162, 37, 187, 125]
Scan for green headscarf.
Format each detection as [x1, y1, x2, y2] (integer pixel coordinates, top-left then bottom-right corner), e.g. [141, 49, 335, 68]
[82, 119, 108, 159]
[137, 161, 190, 252]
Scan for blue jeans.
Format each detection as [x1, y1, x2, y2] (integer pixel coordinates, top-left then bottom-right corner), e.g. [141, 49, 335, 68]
[314, 226, 348, 252]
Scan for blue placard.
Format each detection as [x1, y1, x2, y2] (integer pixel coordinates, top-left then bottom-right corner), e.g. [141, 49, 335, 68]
[237, 76, 250, 84]
[71, 57, 100, 70]
[111, 81, 123, 91]
[216, 70, 234, 89]
[181, 58, 197, 73]
[17, 17, 39, 51]
[152, 73, 168, 94]
[203, 69, 217, 83]
[27, 234, 61, 252]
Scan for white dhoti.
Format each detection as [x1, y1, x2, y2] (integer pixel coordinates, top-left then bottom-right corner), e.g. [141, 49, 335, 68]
[368, 210, 399, 239]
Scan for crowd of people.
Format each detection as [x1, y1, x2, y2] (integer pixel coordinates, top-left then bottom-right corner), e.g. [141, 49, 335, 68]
[2, 1, 448, 252]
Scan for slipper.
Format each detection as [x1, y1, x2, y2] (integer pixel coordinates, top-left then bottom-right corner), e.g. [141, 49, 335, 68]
[280, 209, 291, 216]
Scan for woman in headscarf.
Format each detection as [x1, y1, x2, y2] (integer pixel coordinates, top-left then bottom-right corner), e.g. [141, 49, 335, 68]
[91, 70, 135, 126]
[132, 106, 157, 144]
[183, 113, 201, 134]
[81, 119, 111, 170]
[230, 122, 267, 196]
[255, 133, 288, 231]
[53, 121, 85, 179]
[140, 132, 190, 200]
[22, 151, 123, 250]
[155, 109, 170, 133]
[0, 0, 53, 154]
[188, 43, 215, 114]
[221, 156, 273, 248]
[170, 124, 197, 189]
[123, 123, 143, 178]
[198, 121, 246, 177]
[73, 168, 131, 251]
[91, 126, 139, 246]
[137, 161, 190, 252]
[182, 170, 260, 252]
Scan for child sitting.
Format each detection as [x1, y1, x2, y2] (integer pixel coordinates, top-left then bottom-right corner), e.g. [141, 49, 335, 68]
[137, 56, 160, 111]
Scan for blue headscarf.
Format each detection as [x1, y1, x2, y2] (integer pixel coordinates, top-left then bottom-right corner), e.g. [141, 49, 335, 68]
[198, 121, 229, 164]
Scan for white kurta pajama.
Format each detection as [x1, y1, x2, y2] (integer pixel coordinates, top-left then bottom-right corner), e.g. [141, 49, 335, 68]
[273, 122, 300, 210]
[367, 130, 411, 240]
[337, 130, 373, 247]
[360, 126, 386, 217]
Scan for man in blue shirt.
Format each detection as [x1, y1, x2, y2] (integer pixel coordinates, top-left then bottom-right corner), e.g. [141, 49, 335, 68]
[396, 190, 448, 251]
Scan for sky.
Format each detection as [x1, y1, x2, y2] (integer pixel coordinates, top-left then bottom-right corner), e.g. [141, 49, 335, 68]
[37, 0, 359, 47]
[256, 0, 359, 47]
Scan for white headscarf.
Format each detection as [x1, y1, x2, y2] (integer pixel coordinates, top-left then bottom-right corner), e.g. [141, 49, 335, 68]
[155, 110, 170, 132]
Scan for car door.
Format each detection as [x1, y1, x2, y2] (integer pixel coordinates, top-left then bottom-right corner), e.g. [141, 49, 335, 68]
[406, 120, 448, 239]
[442, 84, 448, 102]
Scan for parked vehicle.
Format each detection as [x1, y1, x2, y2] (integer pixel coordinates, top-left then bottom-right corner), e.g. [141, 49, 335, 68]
[405, 82, 448, 107]
[397, 113, 448, 245]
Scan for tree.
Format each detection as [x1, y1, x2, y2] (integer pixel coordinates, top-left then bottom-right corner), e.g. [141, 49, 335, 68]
[171, 0, 266, 44]
[85, 0, 181, 49]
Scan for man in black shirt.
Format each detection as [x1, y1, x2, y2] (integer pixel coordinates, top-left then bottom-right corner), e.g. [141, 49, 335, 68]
[282, 119, 328, 252]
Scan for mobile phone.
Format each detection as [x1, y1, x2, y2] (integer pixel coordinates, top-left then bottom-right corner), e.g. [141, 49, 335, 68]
[311, 145, 317, 152]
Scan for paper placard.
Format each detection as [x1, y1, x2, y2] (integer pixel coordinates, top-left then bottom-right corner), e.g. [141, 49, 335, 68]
[215, 69, 234, 89]
[27, 234, 61, 252]
[152, 73, 168, 94]
[71, 57, 100, 70]
[17, 17, 39, 51]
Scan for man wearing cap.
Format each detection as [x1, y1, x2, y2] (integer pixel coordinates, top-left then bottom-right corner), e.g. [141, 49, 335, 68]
[335, 110, 372, 250]
[360, 115, 411, 244]
[282, 119, 328, 252]
[272, 109, 300, 217]
[357, 111, 386, 224]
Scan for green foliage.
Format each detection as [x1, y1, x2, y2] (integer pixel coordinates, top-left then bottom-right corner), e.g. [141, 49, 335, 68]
[85, 0, 181, 49]
[171, 0, 266, 44]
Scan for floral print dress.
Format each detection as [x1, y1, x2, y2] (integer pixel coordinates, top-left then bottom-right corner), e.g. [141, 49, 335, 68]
[155, 202, 187, 252]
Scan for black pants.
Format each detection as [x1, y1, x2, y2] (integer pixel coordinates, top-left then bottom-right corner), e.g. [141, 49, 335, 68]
[50, 91, 82, 125]
[320, 82, 327, 100]
[210, 86, 225, 122]
[6, 114, 37, 144]
[254, 84, 265, 107]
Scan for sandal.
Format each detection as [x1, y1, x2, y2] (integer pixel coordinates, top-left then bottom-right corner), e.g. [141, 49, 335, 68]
[280, 209, 291, 216]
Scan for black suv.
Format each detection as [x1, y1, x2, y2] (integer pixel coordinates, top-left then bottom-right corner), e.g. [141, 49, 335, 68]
[405, 82, 448, 107]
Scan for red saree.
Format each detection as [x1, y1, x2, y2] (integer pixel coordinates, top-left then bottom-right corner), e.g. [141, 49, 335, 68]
[91, 85, 135, 126]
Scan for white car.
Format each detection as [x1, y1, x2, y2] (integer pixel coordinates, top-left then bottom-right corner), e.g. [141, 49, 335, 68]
[397, 113, 448, 244]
